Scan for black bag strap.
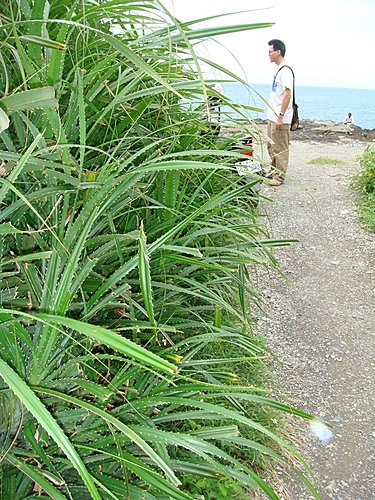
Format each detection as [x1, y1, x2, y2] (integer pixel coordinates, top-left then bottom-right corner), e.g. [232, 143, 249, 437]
[275, 65, 295, 106]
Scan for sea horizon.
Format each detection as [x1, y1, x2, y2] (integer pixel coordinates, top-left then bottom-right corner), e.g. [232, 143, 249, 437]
[247, 82, 375, 93]
[222, 82, 375, 130]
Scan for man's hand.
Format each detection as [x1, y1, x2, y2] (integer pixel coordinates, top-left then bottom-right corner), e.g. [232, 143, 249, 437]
[276, 115, 283, 129]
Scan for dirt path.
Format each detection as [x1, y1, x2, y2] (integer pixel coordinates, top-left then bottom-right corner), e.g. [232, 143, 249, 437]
[255, 139, 375, 499]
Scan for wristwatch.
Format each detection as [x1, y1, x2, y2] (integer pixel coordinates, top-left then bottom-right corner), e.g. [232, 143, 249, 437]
[279, 112, 284, 117]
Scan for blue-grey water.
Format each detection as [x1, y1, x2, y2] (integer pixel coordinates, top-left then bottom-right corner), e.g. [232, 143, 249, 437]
[222, 83, 375, 130]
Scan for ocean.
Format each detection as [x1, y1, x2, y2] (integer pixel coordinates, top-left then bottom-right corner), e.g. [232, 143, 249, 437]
[222, 83, 375, 130]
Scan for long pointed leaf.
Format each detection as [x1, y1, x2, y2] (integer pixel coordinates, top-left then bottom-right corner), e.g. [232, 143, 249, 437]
[1, 87, 58, 112]
[0, 309, 176, 374]
[138, 222, 156, 328]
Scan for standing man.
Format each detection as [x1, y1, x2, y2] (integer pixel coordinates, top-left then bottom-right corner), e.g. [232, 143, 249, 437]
[267, 39, 294, 186]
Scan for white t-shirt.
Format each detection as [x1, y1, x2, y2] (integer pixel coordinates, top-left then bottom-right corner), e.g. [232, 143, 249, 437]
[267, 63, 294, 123]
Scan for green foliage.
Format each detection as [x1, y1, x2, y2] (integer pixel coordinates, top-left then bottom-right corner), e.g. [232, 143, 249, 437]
[183, 475, 248, 499]
[307, 157, 345, 166]
[353, 147, 375, 194]
[356, 191, 375, 231]
[352, 147, 375, 231]
[0, 1, 319, 498]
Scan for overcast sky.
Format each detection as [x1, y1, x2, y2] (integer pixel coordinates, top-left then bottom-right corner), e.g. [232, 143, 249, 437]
[164, 0, 375, 90]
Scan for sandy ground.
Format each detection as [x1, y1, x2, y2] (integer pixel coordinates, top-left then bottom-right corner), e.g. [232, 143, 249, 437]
[253, 137, 375, 499]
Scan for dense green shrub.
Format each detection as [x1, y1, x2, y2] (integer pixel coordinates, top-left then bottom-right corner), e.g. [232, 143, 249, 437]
[352, 147, 375, 231]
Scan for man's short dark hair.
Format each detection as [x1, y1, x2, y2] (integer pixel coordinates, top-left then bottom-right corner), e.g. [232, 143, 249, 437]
[268, 39, 286, 57]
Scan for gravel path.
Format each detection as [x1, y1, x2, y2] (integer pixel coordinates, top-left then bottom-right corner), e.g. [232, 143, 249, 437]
[255, 139, 375, 499]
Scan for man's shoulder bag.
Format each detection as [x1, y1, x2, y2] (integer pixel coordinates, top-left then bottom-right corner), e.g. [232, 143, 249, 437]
[276, 65, 299, 131]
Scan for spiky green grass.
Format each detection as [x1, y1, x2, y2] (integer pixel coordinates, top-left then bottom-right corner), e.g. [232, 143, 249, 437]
[0, 1, 319, 498]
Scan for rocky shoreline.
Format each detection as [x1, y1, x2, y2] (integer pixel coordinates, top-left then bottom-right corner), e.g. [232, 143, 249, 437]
[254, 118, 375, 143]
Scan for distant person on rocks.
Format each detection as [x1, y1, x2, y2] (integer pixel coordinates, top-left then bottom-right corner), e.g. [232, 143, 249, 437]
[342, 112, 354, 125]
[342, 112, 354, 134]
[267, 39, 294, 186]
